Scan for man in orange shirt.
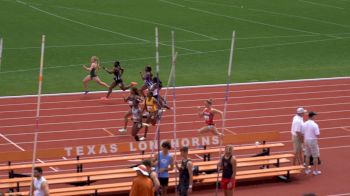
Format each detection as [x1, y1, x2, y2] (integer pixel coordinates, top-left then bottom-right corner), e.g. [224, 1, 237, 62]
[130, 164, 154, 196]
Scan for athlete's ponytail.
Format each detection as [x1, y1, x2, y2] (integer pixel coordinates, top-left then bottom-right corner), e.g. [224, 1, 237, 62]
[206, 99, 213, 105]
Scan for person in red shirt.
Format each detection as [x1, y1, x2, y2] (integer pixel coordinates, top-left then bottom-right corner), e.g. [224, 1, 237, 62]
[198, 99, 224, 137]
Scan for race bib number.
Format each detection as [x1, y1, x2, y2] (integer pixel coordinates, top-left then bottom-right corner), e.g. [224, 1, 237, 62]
[204, 115, 210, 121]
[128, 101, 133, 105]
[147, 106, 153, 111]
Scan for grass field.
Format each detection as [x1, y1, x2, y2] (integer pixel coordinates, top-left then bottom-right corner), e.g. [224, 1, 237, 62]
[0, 0, 349, 96]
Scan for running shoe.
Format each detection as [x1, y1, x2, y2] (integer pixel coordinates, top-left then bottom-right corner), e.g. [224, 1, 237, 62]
[130, 82, 138, 86]
[139, 137, 145, 141]
[100, 97, 109, 100]
[313, 170, 321, 176]
[305, 169, 311, 175]
[84, 91, 89, 95]
[118, 128, 127, 133]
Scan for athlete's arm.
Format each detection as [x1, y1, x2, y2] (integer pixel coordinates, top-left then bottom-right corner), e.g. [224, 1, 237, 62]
[188, 161, 193, 191]
[197, 107, 204, 118]
[83, 64, 91, 71]
[151, 172, 160, 190]
[231, 157, 237, 179]
[103, 67, 114, 74]
[41, 181, 50, 196]
[212, 108, 224, 117]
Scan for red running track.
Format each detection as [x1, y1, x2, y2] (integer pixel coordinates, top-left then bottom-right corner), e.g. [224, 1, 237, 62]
[0, 77, 350, 196]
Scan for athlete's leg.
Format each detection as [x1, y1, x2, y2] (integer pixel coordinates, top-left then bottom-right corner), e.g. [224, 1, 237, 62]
[93, 76, 110, 88]
[106, 81, 117, 98]
[82, 75, 91, 92]
[199, 126, 210, 134]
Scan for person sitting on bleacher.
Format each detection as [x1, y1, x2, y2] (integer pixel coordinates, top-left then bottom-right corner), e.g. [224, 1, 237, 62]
[130, 164, 154, 196]
[32, 167, 49, 196]
[218, 145, 237, 196]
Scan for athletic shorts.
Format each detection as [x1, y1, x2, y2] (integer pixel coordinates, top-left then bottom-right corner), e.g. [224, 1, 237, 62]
[221, 178, 236, 190]
[133, 122, 142, 129]
[114, 79, 123, 86]
[159, 177, 169, 186]
[292, 135, 302, 153]
[304, 139, 320, 158]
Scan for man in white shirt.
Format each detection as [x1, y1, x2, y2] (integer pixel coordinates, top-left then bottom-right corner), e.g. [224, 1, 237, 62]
[302, 112, 321, 176]
[32, 167, 49, 196]
[291, 107, 307, 165]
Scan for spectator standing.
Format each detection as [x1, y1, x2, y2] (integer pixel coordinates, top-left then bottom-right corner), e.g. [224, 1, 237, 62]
[291, 107, 307, 165]
[154, 141, 174, 196]
[303, 112, 321, 176]
[176, 146, 193, 196]
[218, 145, 237, 196]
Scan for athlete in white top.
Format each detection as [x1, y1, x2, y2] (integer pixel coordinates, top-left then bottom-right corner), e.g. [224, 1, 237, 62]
[32, 167, 49, 196]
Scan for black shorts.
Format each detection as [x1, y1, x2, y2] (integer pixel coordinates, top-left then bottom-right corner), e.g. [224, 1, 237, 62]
[90, 74, 97, 79]
[159, 177, 169, 186]
[114, 79, 123, 86]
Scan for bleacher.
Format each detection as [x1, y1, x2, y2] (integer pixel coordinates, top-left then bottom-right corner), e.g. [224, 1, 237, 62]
[0, 131, 304, 195]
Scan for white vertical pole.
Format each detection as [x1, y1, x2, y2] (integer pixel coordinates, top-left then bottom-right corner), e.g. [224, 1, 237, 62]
[0, 38, 3, 72]
[29, 35, 46, 196]
[216, 31, 236, 196]
[171, 30, 178, 194]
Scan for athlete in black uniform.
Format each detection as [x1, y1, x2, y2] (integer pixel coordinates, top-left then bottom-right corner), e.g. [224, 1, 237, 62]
[82, 56, 109, 94]
[101, 61, 137, 100]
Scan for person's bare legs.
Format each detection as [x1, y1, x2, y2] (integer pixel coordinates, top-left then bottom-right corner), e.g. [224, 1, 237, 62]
[161, 186, 168, 196]
[82, 75, 91, 92]
[106, 81, 117, 98]
[199, 126, 210, 134]
[123, 110, 132, 129]
[93, 77, 109, 88]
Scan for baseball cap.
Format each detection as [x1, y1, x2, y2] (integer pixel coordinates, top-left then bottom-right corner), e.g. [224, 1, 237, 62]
[308, 111, 317, 117]
[296, 107, 307, 114]
[132, 164, 149, 176]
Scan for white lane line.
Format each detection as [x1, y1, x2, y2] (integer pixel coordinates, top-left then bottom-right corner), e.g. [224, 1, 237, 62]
[24, 4, 199, 53]
[160, 0, 186, 7]
[0, 133, 58, 171]
[187, 6, 323, 36]
[37, 159, 59, 172]
[3, 105, 350, 123]
[1, 125, 349, 147]
[224, 128, 237, 135]
[298, 0, 345, 10]
[1, 82, 350, 107]
[25, 5, 149, 42]
[53, 3, 217, 40]
[5, 33, 350, 50]
[0, 93, 350, 118]
[247, 8, 350, 30]
[2, 111, 350, 129]
[0, 133, 25, 151]
[1, 34, 349, 74]
[328, 193, 350, 196]
[178, 0, 350, 30]
[342, 127, 350, 133]
[102, 128, 115, 137]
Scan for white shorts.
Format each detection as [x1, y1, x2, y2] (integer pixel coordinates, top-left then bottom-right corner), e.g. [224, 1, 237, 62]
[304, 139, 320, 158]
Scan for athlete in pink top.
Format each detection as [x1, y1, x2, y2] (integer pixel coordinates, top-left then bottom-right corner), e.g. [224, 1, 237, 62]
[198, 99, 224, 137]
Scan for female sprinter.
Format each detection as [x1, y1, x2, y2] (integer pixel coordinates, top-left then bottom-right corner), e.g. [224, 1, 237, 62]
[198, 99, 224, 137]
[139, 65, 153, 97]
[101, 61, 137, 100]
[143, 92, 161, 139]
[118, 87, 142, 133]
[130, 99, 145, 141]
[82, 56, 109, 94]
[149, 77, 171, 110]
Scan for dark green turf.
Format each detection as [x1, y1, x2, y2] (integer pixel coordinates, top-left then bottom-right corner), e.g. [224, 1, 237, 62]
[0, 0, 349, 96]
